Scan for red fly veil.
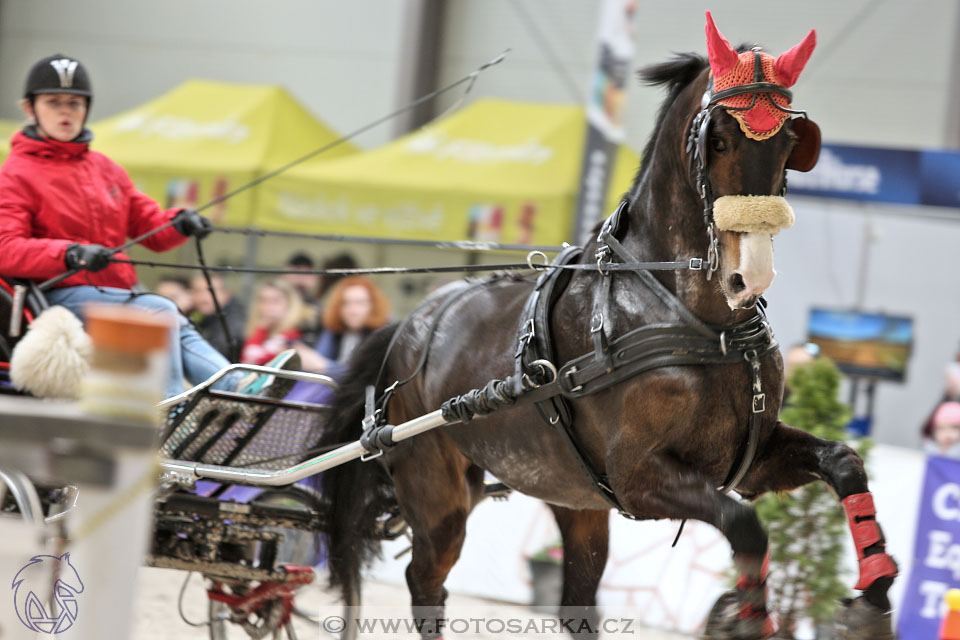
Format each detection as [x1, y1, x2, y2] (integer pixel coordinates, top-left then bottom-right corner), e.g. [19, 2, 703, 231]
[705, 11, 816, 140]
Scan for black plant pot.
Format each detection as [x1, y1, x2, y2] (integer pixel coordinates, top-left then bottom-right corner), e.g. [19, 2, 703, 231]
[528, 558, 563, 609]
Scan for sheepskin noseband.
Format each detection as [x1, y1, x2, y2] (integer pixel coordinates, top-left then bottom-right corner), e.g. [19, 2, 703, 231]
[712, 195, 795, 235]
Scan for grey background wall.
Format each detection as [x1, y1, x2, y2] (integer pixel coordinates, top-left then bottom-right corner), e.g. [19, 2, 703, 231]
[0, 0, 958, 448]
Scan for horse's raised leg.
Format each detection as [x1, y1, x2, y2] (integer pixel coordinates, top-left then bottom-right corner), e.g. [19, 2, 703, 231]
[549, 505, 610, 638]
[611, 456, 774, 639]
[737, 422, 898, 640]
[390, 436, 481, 640]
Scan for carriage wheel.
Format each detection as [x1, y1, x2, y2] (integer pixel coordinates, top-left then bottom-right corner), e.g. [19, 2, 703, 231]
[206, 485, 359, 640]
[207, 587, 287, 640]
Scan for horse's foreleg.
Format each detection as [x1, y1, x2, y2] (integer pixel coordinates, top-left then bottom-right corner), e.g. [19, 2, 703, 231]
[737, 422, 897, 638]
[548, 505, 609, 639]
[612, 456, 772, 639]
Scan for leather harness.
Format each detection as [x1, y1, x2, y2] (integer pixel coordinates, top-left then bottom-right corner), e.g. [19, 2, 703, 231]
[503, 201, 778, 515]
[364, 51, 813, 517]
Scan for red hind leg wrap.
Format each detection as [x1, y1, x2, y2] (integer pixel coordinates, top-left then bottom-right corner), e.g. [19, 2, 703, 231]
[733, 552, 770, 616]
[733, 552, 776, 638]
[842, 492, 898, 590]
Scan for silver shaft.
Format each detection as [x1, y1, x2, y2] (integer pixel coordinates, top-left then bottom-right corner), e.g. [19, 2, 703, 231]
[158, 410, 453, 486]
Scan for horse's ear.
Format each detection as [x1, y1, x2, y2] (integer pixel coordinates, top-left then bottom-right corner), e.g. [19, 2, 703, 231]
[705, 11, 738, 78]
[786, 117, 821, 172]
[774, 29, 817, 87]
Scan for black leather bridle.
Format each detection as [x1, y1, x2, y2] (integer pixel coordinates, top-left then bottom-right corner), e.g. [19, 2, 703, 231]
[685, 47, 814, 278]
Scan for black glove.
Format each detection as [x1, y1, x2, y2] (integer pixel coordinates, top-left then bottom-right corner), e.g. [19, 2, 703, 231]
[64, 243, 112, 272]
[172, 209, 213, 239]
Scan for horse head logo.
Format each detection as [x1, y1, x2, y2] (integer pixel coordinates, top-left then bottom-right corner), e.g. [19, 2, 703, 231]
[11, 552, 85, 634]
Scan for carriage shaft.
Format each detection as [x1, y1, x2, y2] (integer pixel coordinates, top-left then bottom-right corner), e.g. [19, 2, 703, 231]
[158, 410, 453, 485]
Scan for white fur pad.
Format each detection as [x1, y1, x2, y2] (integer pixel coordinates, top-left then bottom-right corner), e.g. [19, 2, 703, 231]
[712, 195, 795, 235]
[10, 305, 92, 399]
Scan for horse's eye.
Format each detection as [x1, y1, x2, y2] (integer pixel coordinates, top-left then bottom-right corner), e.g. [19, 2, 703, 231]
[710, 137, 727, 153]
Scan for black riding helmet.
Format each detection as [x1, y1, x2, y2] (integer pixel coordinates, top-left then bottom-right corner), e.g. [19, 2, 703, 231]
[23, 54, 93, 104]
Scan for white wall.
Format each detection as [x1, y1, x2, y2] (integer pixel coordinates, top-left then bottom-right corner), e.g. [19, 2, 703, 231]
[3, 1, 958, 149]
[0, 0, 416, 148]
[438, 0, 960, 150]
[767, 198, 960, 449]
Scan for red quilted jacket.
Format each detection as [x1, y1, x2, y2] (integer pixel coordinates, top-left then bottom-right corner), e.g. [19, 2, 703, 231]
[0, 129, 188, 289]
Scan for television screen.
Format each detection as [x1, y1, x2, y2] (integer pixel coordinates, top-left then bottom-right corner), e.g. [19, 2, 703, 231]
[806, 308, 914, 382]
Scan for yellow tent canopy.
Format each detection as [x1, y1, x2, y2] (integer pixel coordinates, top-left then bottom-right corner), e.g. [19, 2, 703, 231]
[88, 79, 356, 227]
[0, 119, 23, 161]
[259, 99, 640, 246]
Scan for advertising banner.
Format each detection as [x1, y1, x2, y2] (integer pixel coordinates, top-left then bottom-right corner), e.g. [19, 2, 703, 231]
[899, 455, 960, 638]
[571, 0, 636, 243]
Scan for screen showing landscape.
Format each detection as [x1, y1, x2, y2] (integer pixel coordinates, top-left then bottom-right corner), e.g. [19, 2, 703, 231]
[807, 308, 914, 382]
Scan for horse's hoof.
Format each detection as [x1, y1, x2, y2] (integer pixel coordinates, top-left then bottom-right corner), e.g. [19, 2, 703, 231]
[703, 591, 774, 639]
[833, 596, 895, 640]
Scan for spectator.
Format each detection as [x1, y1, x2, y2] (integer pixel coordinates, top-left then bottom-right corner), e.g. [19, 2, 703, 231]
[920, 362, 960, 446]
[924, 401, 960, 458]
[317, 252, 359, 300]
[240, 278, 309, 366]
[189, 273, 246, 361]
[287, 276, 390, 405]
[781, 342, 819, 405]
[282, 251, 321, 310]
[155, 274, 193, 315]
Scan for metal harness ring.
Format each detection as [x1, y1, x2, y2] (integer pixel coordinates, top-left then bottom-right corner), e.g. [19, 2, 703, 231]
[523, 359, 558, 389]
[526, 251, 549, 271]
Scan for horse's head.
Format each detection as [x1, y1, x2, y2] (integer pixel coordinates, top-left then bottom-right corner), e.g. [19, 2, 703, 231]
[688, 12, 820, 310]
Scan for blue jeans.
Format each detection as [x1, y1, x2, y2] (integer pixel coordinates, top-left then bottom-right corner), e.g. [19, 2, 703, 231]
[45, 286, 238, 398]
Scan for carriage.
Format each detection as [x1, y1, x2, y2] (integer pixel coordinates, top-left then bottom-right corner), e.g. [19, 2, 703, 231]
[0, 274, 516, 639]
[0, 275, 371, 639]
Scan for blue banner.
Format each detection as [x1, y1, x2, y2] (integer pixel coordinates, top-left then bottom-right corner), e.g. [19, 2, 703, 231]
[920, 151, 960, 209]
[899, 455, 960, 638]
[788, 143, 960, 211]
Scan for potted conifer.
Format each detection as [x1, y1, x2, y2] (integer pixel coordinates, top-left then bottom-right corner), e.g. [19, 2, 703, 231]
[755, 358, 870, 639]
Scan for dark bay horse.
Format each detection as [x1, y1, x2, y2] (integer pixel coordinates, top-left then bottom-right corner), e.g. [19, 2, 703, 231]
[317, 14, 897, 640]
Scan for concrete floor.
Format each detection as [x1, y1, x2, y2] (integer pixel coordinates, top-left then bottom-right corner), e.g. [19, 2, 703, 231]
[134, 566, 693, 639]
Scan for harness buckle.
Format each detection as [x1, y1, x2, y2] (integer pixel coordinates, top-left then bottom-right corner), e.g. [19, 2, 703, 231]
[595, 247, 611, 276]
[688, 257, 703, 271]
[761, 320, 773, 343]
[360, 448, 384, 462]
[516, 319, 535, 357]
[752, 393, 766, 414]
[564, 366, 583, 393]
[719, 331, 728, 357]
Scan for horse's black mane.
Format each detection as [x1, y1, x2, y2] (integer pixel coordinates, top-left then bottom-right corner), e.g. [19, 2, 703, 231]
[634, 51, 708, 184]
[629, 45, 754, 192]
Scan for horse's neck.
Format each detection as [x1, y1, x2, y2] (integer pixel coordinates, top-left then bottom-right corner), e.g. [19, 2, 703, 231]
[621, 172, 747, 326]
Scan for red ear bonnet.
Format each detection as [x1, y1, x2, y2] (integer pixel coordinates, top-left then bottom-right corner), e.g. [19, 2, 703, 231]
[704, 11, 817, 140]
[774, 29, 816, 88]
[705, 11, 738, 78]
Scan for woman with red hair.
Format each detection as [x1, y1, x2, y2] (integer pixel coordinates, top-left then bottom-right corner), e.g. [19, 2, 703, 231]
[288, 276, 390, 404]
